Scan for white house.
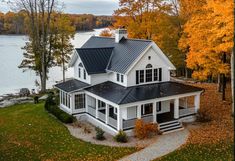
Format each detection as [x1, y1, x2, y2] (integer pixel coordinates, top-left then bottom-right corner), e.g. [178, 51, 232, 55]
[55, 29, 203, 135]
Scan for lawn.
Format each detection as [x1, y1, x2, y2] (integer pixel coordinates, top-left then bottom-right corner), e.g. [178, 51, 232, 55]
[154, 83, 234, 161]
[0, 103, 136, 161]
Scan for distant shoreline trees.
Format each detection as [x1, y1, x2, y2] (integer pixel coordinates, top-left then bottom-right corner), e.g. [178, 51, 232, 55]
[0, 11, 113, 35]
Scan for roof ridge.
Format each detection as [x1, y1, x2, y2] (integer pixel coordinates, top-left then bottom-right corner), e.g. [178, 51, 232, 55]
[76, 47, 114, 50]
[91, 36, 152, 42]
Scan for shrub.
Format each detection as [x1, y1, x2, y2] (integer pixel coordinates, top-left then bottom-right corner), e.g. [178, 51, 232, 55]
[196, 108, 212, 122]
[114, 130, 128, 143]
[44, 95, 75, 124]
[134, 119, 158, 139]
[95, 127, 105, 140]
[58, 112, 75, 123]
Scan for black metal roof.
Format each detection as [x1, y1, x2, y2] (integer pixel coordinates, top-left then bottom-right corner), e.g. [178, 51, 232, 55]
[85, 81, 203, 105]
[81, 36, 152, 74]
[54, 79, 90, 93]
[76, 47, 113, 74]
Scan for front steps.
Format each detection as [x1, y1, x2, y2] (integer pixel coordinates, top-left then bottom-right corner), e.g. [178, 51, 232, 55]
[159, 120, 184, 134]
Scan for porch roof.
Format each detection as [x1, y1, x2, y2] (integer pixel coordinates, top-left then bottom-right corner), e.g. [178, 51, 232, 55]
[55, 79, 90, 93]
[85, 81, 203, 105]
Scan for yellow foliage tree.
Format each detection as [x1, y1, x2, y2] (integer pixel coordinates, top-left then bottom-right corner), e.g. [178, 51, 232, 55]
[179, 0, 233, 81]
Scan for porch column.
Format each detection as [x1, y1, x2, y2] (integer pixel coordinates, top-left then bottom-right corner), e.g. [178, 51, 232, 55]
[105, 104, 109, 124]
[70, 94, 73, 113]
[95, 99, 99, 118]
[117, 107, 123, 131]
[85, 94, 88, 113]
[137, 105, 141, 119]
[194, 94, 200, 113]
[174, 98, 179, 119]
[153, 102, 157, 123]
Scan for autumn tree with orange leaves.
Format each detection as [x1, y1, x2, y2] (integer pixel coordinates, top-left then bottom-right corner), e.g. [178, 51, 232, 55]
[179, 0, 233, 100]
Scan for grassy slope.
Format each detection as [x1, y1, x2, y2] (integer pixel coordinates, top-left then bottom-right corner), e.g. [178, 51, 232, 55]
[155, 142, 234, 161]
[0, 103, 136, 161]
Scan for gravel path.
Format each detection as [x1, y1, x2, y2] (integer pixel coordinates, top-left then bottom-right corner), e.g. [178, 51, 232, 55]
[119, 129, 189, 161]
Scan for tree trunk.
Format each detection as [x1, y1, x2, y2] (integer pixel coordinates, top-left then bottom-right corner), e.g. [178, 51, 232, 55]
[62, 58, 65, 82]
[217, 74, 222, 92]
[185, 67, 188, 79]
[221, 53, 227, 101]
[231, 51, 234, 115]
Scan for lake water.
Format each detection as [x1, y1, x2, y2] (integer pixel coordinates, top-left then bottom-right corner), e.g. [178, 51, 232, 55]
[0, 28, 105, 95]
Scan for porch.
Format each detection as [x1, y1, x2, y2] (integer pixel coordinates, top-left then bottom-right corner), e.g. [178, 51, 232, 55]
[85, 93, 199, 132]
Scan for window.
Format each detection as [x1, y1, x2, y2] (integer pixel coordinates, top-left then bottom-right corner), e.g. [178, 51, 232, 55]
[157, 102, 161, 112]
[117, 73, 120, 82]
[121, 75, 124, 83]
[154, 69, 158, 81]
[146, 64, 153, 68]
[141, 103, 153, 115]
[98, 100, 106, 108]
[114, 107, 118, 115]
[78, 68, 81, 78]
[83, 69, 86, 79]
[75, 94, 85, 109]
[146, 69, 152, 82]
[140, 70, 144, 83]
[148, 56, 151, 60]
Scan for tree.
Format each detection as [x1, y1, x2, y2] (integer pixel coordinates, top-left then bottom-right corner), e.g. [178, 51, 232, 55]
[16, 0, 57, 93]
[179, 0, 233, 100]
[113, 0, 186, 72]
[51, 13, 75, 82]
[99, 29, 113, 37]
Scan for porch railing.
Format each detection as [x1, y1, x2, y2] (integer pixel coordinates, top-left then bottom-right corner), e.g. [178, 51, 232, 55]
[88, 105, 96, 117]
[108, 117, 117, 129]
[142, 115, 153, 123]
[123, 118, 137, 130]
[98, 111, 106, 122]
[179, 107, 195, 117]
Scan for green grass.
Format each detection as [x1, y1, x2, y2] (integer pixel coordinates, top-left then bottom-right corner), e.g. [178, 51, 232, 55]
[0, 103, 136, 161]
[154, 141, 234, 161]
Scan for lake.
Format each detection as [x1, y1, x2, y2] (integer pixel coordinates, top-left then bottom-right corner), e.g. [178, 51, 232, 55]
[0, 28, 105, 95]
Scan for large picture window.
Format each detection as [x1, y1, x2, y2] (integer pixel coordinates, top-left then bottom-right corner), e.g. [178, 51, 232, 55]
[136, 64, 162, 84]
[75, 94, 85, 109]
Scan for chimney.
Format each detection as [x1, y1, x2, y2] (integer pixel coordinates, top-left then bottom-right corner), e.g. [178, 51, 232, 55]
[115, 28, 127, 43]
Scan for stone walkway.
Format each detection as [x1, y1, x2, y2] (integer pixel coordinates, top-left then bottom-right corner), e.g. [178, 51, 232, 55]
[119, 129, 189, 161]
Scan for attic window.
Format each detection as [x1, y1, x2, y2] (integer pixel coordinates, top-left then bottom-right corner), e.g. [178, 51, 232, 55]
[148, 56, 151, 60]
[146, 64, 153, 68]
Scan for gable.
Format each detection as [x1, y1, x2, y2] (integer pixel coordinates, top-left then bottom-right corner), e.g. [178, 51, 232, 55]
[126, 43, 176, 74]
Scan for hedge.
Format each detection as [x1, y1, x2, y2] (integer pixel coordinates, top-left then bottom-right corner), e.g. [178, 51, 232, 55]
[45, 94, 75, 123]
